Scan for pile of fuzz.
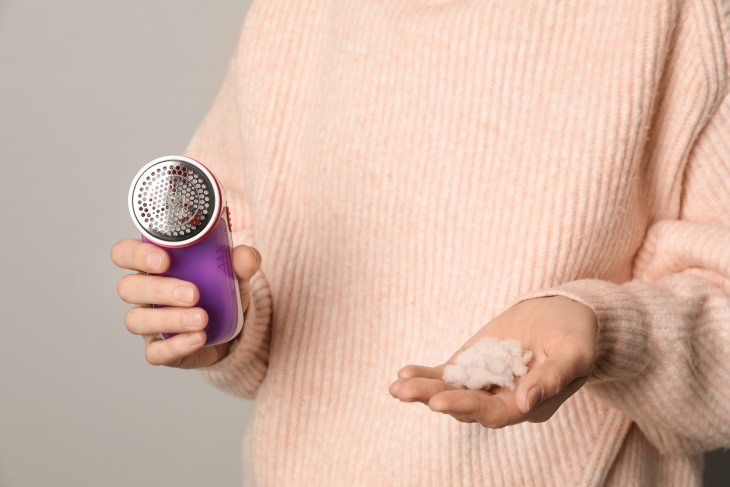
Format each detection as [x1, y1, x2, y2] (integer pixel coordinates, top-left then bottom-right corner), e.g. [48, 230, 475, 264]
[443, 338, 532, 390]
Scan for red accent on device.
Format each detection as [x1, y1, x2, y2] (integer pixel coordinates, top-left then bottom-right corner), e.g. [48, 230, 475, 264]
[225, 207, 233, 232]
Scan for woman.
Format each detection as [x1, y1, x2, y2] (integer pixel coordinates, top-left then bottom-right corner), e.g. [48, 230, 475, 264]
[113, 1, 730, 485]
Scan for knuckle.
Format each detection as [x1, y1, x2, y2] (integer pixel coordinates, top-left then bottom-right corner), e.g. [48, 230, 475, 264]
[152, 281, 167, 305]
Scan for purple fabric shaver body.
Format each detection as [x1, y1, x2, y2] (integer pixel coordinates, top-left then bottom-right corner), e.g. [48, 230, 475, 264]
[129, 155, 243, 347]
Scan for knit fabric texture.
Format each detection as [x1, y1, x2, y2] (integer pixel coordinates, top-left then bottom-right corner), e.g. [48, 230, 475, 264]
[188, 1, 730, 485]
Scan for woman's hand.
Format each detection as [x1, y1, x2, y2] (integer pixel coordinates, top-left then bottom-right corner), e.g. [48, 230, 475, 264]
[111, 239, 261, 369]
[389, 296, 598, 428]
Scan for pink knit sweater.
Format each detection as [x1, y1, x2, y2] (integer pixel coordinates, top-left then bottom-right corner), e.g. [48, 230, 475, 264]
[188, 1, 730, 485]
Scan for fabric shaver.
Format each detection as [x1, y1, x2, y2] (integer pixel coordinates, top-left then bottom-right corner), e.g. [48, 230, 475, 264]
[128, 155, 243, 346]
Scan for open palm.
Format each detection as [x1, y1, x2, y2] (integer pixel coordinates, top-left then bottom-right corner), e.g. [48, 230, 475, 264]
[390, 296, 598, 428]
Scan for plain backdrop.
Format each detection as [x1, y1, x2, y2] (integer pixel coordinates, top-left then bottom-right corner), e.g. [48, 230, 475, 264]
[0, 1, 727, 486]
[0, 1, 253, 486]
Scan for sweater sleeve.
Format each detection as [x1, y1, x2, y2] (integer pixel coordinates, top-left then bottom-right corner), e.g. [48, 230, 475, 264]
[520, 90, 730, 454]
[184, 50, 273, 399]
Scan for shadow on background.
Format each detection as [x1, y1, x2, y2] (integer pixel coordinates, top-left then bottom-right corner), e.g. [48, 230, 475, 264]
[704, 449, 730, 486]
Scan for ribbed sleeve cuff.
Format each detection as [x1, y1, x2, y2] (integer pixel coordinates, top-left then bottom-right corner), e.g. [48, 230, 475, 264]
[199, 271, 273, 398]
[516, 279, 649, 383]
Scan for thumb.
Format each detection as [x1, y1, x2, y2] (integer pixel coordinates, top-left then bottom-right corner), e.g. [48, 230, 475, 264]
[231, 245, 262, 312]
[232, 245, 262, 281]
[515, 345, 593, 414]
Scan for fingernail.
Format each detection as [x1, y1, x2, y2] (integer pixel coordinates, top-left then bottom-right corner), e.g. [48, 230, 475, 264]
[527, 386, 543, 410]
[182, 310, 203, 329]
[147, 253, 162, 271]
[174, 286, 194, 304]
[186, 332, 203, 347]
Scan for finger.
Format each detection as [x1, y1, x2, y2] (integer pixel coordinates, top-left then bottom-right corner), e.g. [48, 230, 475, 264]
[449, 414, 478, 424]
[526, 375, 588, 423]
[429, 389, 522, 429]
[125, 306, 208, 336]
[175, 342, 231, 369]
[397, 364, 444, 380]
[390, 377, 452, 403]
[232, 245, 262, 281]
[232, 245, 261, 312]
[515, 341, 594, 413]
[111, 239, 169, 273]
[117, 274, 199, 306]
[143, 331, 207, 367]
[143, 333, 230, 369]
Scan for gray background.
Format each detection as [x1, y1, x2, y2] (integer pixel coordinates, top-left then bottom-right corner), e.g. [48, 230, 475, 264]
[0, 1, 727, 486]
[0, 1, 253, 486]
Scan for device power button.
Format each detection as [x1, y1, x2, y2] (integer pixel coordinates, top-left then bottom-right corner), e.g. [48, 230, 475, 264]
[225, 207, 233, 232]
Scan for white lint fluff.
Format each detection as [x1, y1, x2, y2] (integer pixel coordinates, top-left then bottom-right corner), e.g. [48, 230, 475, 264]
[443, 338, 533, 390]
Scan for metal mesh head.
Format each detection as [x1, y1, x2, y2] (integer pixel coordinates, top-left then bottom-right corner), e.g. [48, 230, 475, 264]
[129, 157, 220, 245]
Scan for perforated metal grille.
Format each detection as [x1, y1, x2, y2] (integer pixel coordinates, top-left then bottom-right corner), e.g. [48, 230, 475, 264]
[130, 160, 215, 243]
